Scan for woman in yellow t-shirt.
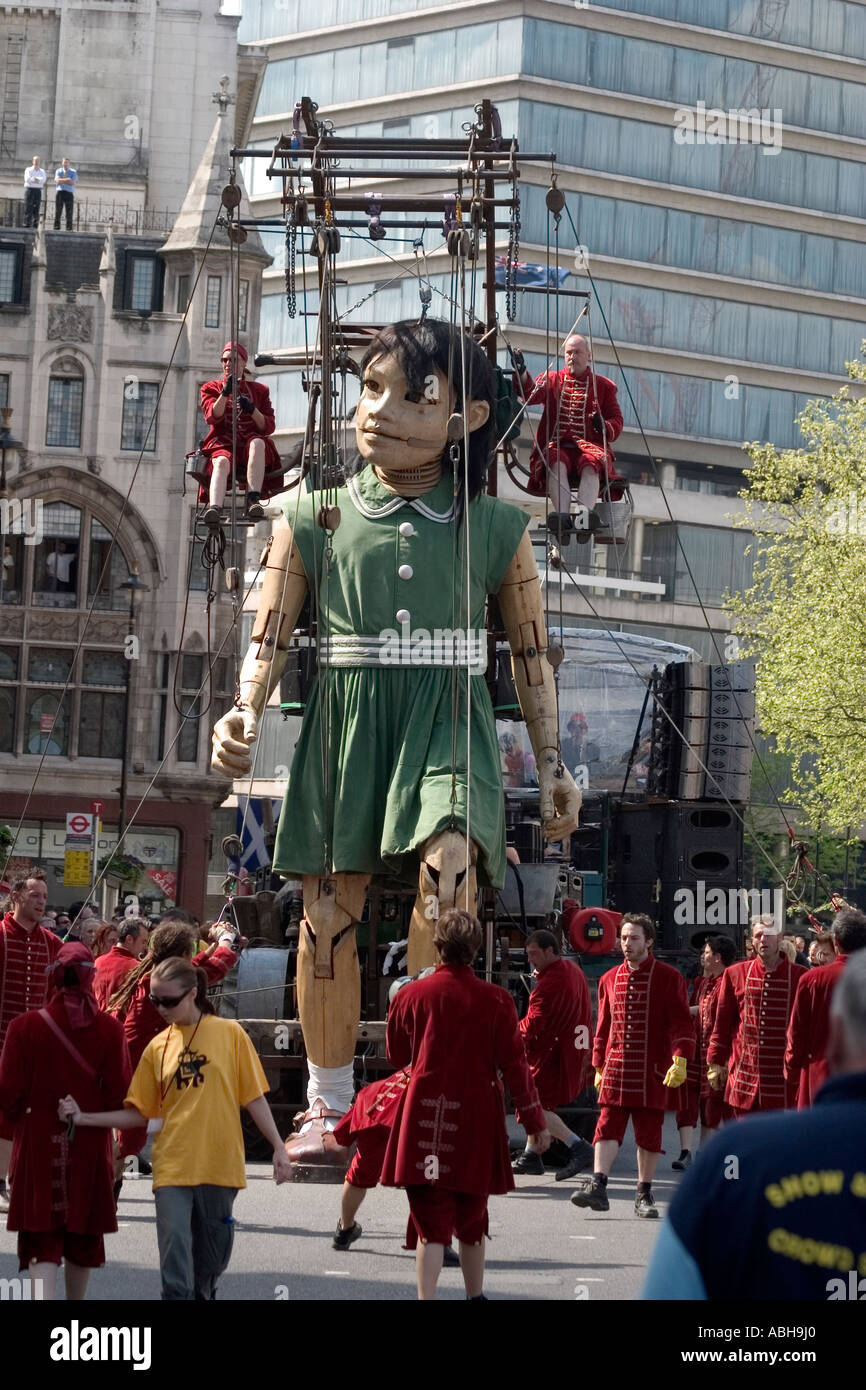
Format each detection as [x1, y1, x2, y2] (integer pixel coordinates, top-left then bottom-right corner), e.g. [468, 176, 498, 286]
[59, 957, 293, 1300]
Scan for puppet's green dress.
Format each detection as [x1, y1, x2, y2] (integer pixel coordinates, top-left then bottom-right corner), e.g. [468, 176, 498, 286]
[271, 467, 528, 889]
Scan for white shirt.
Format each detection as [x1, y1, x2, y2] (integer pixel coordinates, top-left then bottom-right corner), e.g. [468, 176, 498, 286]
[24, 166, 47, 189]
[46, 551, 74, 583]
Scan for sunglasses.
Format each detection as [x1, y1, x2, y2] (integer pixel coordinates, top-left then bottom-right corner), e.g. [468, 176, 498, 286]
[148, 990, 188, 1009]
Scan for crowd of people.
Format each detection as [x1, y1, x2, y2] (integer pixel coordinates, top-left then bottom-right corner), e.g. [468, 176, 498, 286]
[0, 865, 863, 1301]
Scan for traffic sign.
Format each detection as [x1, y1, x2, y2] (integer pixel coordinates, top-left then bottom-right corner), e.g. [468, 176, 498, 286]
[91, 801, 104, 815]
[66, 813, 93, 837]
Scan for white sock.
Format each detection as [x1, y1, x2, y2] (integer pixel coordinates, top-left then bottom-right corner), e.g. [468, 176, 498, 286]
[302, 1061, 355, 1131]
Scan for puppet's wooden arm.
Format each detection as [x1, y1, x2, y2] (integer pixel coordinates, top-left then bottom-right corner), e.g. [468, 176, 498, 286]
[211, 524, 309, 778]
[497, 528, 581, 840]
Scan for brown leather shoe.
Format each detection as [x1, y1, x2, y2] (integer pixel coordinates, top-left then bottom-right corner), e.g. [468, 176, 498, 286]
[283, 1099, 347, 1166]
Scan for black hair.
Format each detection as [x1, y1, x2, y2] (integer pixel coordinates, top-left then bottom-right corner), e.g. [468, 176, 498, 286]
[356, 318, 496, 504]
[118, 917, 149, 945]
[833, 909, 866, 956]
[705, 935, 737, 967]
[527, 928, 560, 954]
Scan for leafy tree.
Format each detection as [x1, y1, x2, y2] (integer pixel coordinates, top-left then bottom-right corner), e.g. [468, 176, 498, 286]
[729, 350, 866, 832]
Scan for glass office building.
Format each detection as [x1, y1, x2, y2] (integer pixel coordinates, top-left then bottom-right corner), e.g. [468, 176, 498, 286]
[237, 1, 865, 656]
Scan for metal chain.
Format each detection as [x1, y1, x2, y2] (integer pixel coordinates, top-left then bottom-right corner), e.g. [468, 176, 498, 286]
[285, 207, 296, 318]
[506, 189, 520, 322]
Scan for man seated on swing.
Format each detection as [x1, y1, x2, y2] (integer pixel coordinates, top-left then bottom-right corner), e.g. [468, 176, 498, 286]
[199, 342, 283, 528]
[211, 318, 582, 1164]
[512, 334, 624, 544]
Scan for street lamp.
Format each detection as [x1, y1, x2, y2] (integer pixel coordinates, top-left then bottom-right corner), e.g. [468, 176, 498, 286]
[117, 565, 149, 841]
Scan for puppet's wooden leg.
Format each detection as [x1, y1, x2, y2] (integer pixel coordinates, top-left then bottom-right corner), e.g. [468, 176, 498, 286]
[407, 831, 479, 975]
[207, 453, 230, 508]
[246, 436, 265, 495]
[285, 872, 369, 1170]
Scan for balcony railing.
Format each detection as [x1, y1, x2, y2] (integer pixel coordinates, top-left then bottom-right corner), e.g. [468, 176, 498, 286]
[0, 198, 178, 236]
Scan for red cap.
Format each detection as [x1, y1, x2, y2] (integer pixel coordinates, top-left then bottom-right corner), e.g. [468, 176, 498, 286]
[222, 341, 248, 362]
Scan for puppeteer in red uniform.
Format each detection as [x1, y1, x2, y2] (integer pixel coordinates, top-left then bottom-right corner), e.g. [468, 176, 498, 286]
[514, 334, 624, 539]
[696, 970, 733, 1130]
[198, 341, 283, 526]
[519, 955, 591, 1109]
[708, 937, 806, 1115]
[0, 944, 131, 1283]
[593, 955, 694, 1125]
[0, 904, 61, 1145]
[784, 909, 866, 1109]
[381, 961, 545, 1235]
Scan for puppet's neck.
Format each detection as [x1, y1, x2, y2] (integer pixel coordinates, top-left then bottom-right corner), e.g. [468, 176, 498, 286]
[373, 458, 443, 497]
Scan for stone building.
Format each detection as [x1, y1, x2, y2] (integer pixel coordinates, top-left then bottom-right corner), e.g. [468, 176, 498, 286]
[0, 1, 271, 918]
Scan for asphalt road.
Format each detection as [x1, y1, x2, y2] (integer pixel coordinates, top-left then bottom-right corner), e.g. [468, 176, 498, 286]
[0, 1114, 686, 1302]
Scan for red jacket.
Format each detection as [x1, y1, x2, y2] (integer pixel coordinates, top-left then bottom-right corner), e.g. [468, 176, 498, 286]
[0, 998, 130, 1234]
[199, 376, 282, 482]
[708, 957, 806, 1112]
[697, 972, 726, 1099]
[0, 912, 61, 1051]
[332, 1068, 411, 1148]
[785, 954, 848, 1108]
[593, 955, 694, 1109]
[93, 943, 140, 1010]
[665, 973, 708, 1115]
[518, 956, 591, 1109]
[518, 367, 623, 466]
[381, 963, 545, 1196]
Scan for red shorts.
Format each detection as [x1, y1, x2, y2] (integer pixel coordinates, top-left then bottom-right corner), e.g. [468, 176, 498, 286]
[345, 1128, 387, 1191]
[196, 440, 283, 502]
[405, 1187, 489, 1246]
[593, 1105, 665, 1153]
[528, 440, 620, 495]
[675, 1091, 700, 1128]
[700, 1094, 732, 1130]
[18, 1229, 105, 1270]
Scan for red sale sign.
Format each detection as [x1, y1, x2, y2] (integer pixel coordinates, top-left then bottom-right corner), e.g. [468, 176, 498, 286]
[147, 869, 177, 899]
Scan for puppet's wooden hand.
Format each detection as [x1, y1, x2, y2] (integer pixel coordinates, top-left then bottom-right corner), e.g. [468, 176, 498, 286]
[538, 759, 582, 841]
[212, 706, 258, 778]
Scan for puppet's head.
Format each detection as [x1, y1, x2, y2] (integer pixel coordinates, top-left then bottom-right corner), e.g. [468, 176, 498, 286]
[355, 319, 496, 502]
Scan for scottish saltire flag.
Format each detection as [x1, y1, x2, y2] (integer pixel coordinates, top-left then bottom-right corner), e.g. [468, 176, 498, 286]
[494, 256, 570, 288]
[236, 796, 283, 872]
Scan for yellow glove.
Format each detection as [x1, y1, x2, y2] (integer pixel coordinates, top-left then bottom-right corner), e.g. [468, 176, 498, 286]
[707, 1064, 728, 1092]
[663, 1055, 688, 1088]
[594, 1068, 604, 1093]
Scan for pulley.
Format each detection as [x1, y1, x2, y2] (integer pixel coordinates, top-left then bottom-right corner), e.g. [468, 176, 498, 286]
[546, 182, 565, 216]
[446, 227, 471, 258]
[315, 223, 341, 257]
[227, 224, 247, 245]
[317, 504, 341, 533]
[221, 182, 242, 211]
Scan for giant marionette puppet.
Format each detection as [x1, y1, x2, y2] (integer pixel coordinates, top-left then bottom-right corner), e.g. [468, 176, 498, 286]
[212, 319, 582, 1163]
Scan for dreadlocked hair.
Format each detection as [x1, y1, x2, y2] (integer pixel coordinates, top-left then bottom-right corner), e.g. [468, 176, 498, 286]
[151, 958, 213, 1015]
[107, 922, 198, 1017]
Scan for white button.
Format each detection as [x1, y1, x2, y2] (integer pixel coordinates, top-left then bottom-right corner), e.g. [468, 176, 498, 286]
[399, 521, 415, 538]
[398, 564, 413, 581]
[396, 609, 410, 624]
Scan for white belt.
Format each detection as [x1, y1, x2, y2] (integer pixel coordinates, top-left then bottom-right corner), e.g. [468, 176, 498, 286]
[320, 632, 487, 674]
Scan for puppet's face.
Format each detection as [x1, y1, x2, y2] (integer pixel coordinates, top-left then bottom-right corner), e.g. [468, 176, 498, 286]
[356, 353, 452, 471]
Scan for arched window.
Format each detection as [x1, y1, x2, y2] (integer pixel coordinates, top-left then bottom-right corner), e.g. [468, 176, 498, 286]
[46, 357, 84, 449]
[0, 497, 141, 760]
